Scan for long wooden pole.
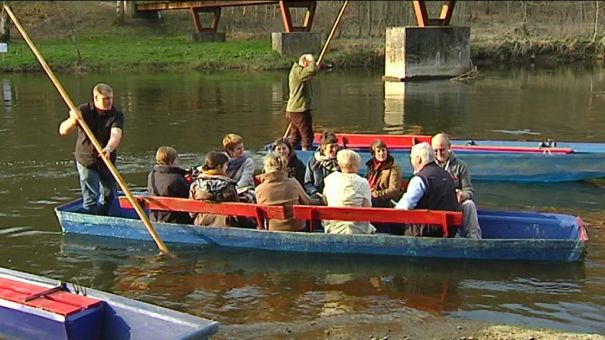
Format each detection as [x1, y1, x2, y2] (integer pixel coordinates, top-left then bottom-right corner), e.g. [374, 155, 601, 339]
[3, 5, 170, 254]
[283, 0, 349, 139]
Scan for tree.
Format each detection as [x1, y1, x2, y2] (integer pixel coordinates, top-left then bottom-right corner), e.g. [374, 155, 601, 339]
[1, 5, 10, 43]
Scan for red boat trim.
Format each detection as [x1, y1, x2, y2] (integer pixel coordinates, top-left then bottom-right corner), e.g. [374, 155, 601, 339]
[119, 196, 462, 237]
[314, 133, 573, 154]
[119, 196, 286, 229]
[293, 205, 462, 237]
[0, 277, 101, 317]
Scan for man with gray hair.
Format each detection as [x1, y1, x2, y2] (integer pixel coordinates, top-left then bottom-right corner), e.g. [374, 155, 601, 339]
[285, 53, 317, 151]
[395, 142, 458, 237]
[431, 132, 482, 239]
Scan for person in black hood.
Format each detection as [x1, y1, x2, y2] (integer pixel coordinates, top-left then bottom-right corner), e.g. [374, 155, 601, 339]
[147, 146, 193, 224]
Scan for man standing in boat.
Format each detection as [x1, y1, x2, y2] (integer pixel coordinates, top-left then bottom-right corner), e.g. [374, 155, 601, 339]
[285, 53, 317, 151]
[431, 133, 482, 239]
[59, 83, 124, 215]
[395, 142, 459, 237]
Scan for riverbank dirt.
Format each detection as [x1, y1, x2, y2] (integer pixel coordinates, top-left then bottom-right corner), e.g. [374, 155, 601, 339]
[215, 312, 605, 339]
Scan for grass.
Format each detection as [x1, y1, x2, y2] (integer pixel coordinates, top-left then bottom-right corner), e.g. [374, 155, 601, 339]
[1, 34, 293, 73]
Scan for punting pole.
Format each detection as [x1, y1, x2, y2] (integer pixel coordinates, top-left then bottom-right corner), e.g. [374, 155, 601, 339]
[2, 5, 170, 255]
[282, 0, 350, 139]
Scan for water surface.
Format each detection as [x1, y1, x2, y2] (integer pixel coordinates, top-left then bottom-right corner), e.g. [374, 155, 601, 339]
[1, 66, 604, 334]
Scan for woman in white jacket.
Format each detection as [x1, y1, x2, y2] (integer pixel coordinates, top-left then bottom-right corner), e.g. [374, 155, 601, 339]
[322, 149, 376, 235]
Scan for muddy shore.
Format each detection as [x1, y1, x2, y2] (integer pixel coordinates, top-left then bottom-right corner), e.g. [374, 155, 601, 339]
[215, 311, 605, 339]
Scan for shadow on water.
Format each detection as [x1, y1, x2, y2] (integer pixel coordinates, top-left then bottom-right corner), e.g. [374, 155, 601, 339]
[58, 234, 594, 331]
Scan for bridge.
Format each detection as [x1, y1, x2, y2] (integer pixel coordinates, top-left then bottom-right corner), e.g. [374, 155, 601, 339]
[126, 1, 455, 34]
[122, 1, 465, 80]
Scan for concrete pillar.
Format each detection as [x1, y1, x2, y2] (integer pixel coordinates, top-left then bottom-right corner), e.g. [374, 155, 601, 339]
[272, 32, 321, 58]
[385, 26, 470, 81]
[124, 1, 136, 18]
[187, 32, 226, 43]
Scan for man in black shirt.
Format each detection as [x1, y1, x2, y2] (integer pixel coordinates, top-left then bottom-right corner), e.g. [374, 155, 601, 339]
[59, 83, 124, 215]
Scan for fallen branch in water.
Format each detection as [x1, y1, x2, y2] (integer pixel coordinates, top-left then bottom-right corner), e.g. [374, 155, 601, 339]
[450, 63, 482, 83]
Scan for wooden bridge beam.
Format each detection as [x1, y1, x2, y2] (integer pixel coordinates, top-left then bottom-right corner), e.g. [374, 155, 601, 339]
[190, 7, 222, 32]
[412, 0, 455, 27]
[278, 0, 316, 33]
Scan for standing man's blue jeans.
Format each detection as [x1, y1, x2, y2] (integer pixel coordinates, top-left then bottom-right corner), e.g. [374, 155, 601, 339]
[76, 162, 117, 215]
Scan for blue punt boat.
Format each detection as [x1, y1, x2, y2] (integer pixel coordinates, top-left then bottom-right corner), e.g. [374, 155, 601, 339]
[55, 196, 588, 263]
[289, 133, 605, 182]
[0, 267, 218, 340]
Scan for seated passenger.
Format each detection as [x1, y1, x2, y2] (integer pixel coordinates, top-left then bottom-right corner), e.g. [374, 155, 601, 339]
[189, 151, 255, 228]
[222, 133, 255, 189]
[147, 146, 193, 224]
[322, 149, 376, 235]
[271, 138, 306, 186]
[255, 154, 318, 231]
[223, 133, 256, 203]
[365, 140, 403, 207]
[304, 130, 340, 200]
[394, 142, 459, 237]
[431, 133, 482, 239]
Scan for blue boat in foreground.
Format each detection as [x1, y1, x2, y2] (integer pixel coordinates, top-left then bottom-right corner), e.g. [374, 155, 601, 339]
[0, 267, 218, 340]
[289, 133, 605, 182]
[55, 196, 588, 263]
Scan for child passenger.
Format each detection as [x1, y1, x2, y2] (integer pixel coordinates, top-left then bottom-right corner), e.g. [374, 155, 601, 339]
[222, 133, 255, 189]
[223, 133, 257, 203]
[147, 146, 193, 224]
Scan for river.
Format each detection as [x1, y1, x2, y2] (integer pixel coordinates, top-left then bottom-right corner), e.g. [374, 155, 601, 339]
[1, 66, 604, 336]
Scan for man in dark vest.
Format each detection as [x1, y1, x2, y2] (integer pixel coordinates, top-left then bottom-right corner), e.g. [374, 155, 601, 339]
[395, 142, 458, 237]
[59, 83, 124, 215]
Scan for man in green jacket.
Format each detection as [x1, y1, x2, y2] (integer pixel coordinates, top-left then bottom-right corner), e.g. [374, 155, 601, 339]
[286, 53, 317, 151]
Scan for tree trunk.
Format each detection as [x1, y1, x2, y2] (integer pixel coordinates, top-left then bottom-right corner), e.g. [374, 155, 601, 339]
[115, 1, 124, 25]
[594, 1, 600, 41]
[0, 7, 9, 43]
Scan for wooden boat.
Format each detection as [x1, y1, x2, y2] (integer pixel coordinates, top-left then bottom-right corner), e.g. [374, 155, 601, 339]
[0, 267, 218, 340]
[54, 195, 588, 263]
[289, 133, 605, 182]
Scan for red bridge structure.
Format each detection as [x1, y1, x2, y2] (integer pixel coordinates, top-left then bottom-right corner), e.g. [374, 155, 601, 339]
[123, 1, 467, 79]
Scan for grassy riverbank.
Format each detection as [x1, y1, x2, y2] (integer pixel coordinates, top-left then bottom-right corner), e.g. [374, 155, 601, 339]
[2, 2, 605, 73]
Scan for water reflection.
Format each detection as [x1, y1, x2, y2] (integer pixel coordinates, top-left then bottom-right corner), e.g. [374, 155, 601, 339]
[383, 80, 470, 135]
[2, 78, 12, 108]
[59, 235, 590, 329]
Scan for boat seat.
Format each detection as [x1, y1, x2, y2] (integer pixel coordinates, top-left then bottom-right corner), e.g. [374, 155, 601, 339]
[118, 196, 286, 230]
[292, 205, 462, 237]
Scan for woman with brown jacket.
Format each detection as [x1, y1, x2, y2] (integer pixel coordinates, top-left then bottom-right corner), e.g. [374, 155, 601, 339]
[365, 140, 403, 208]
[255, 153, 318, 231]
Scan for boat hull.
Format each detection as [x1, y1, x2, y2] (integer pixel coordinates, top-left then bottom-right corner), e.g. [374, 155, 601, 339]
[290, 134, 605, 182]
[55, 199, 587, 263]
[0, 267, 218, 340]
[295, 149, 605, 182]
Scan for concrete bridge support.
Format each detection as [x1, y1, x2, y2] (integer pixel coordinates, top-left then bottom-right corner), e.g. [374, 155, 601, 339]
[385, 26, 470, 81]
[271, 32, 321, 58]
